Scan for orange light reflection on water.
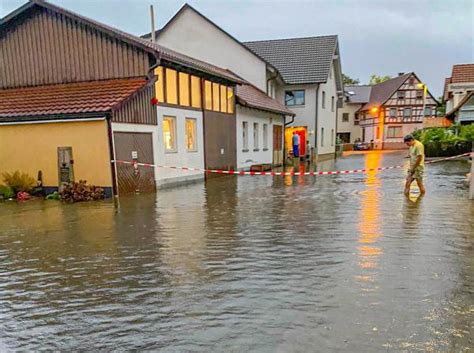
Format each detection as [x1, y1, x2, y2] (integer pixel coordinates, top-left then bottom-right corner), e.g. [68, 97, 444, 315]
[356, 152, 383, 281]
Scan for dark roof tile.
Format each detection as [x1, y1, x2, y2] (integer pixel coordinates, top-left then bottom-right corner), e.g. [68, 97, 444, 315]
[236, 84, 294, 116]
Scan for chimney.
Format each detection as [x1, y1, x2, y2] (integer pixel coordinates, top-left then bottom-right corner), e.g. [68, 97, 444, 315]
[150, 5, 156, 43]
[398, 72, 405, 77]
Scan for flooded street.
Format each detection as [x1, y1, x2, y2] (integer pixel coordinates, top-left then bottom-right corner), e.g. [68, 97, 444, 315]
[0, 151, 472, 352]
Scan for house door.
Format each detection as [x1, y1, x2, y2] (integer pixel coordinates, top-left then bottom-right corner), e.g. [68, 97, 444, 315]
[272, 124, 283, 165]
[57, 147, 74, 190]
[113, 132, 155, 194]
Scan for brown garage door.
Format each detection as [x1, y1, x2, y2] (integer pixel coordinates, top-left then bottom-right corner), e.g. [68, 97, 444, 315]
[114, 132, 155, 194]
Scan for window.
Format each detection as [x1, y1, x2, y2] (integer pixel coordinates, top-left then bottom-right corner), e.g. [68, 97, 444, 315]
[387, 126, 403, 138]
[163, 116, 177, 152]
[242, 121, 248, 150]
[403, 107, 412, 118]
[178, 72, 190, 106]
[253, 123, 259, 150]
[155, 66, 165, 103]
[408, 77, 415, 85]
[397, 91, 405, 99]
[212, 82, 220, 112]
[165, 68, 178, 105]
[390, 108, 397, 117]
[342, 113, 349, 122]
[285, 90, 305, 106]
[354, 113, 359, 125]
[220, 85, 227, 113]
[322, 91, 326, 108]
[331, 129, 334, 146]
[185, 118, 197, 151]
[416, 90, 423, 99]
[321, 127, 324, 146]
[424, 106, 432, 117]
[331, 96, 335, 112]
[263, 124, 268, 150]
[191, 76, 202, 108]
[204, 80, 212, 110]
[227, 87, 234, 114]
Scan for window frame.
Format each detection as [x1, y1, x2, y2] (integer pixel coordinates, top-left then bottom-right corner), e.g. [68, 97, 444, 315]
[322, 91, 326, 109]
[321, 127, 324, 147]
[342, 112, 349, 122]
[416, 90, 423, 99]
[242, 121, 249, 151]
[397, 91, 405, 100]
[387, 126, 403, 138]
[331, 96, 335, 112]
[424, 106, 432, 117]
[284, 90, 305, 106]
[253, 122, 259, 151]
[390, 107, 397, 118]
[403, 107, 412, 118]
[263, 123, 268, 150]
[163, 116, 177, 153]
[185, 117, 198, 152]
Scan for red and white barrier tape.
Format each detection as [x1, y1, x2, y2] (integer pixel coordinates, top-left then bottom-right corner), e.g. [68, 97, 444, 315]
[112, 152, 471, 177]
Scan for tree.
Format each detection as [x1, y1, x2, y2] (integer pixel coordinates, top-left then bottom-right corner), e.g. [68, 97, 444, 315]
[368, 74, 392, 85]
[342, 74, 360, 85]
[436, 96, 446, 116]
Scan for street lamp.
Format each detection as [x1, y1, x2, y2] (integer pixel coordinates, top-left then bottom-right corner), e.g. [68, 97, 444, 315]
[418, 83, 428, 120]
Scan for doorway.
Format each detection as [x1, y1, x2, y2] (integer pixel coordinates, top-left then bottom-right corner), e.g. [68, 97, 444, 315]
[272, 124, 283, 165]
[285, 126, 307, 157]
[57, 147, 74, 191]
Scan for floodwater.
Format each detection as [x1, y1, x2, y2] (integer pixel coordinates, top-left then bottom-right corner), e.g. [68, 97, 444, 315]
[0, 151, 472, 352]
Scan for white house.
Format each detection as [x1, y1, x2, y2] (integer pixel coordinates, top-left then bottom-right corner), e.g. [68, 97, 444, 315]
[336, 85, 371, 143]
[245, 36, 344, 160]
[444, 64, 474, 124]
[147, 4, 293, 170]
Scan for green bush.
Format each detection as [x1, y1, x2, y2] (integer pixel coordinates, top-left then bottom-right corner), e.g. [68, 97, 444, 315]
[45, 191, 60, 200]
[414, 124, 473, 157]
[0, 185, 14, 199]
[2, 171, 36, 194]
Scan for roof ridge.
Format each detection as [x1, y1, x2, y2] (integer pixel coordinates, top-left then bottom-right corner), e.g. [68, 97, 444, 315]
[244, 34, 338, 44]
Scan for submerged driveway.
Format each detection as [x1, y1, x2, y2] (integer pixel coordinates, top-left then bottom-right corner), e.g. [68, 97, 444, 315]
[0, 151, 472, 352]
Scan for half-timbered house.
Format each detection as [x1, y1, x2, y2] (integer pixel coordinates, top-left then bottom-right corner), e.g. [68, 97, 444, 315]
[359, 72, 437, 149]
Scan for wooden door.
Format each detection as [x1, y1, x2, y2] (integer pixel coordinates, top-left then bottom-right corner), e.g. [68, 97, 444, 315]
[272, 125, 283, 165]
[113, 132, 155, 194]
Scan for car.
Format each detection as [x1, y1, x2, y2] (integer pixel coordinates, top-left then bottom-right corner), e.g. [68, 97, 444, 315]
[353, 142, 370, 151]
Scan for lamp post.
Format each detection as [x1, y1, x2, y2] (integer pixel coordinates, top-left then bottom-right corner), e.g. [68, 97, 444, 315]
[418, 83, 428, 120]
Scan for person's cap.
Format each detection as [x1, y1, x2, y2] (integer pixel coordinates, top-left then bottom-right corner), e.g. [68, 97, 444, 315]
[403, 134, 414, 142]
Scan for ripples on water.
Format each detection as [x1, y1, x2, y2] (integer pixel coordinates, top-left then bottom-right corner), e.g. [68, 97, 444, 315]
[0, 151, 472, 352]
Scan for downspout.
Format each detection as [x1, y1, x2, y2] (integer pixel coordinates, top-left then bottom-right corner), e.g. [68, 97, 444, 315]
[314, 84, 320, 166]
[106, 112, 119, 197]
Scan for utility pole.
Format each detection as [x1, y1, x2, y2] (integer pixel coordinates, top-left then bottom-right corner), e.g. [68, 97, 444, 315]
[150, 5, 156, 43]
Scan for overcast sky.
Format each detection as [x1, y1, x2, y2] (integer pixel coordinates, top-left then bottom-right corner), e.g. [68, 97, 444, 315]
[2, 0, 473, 96]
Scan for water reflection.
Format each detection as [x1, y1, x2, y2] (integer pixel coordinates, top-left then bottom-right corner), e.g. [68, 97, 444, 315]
[357, 152, 383, 280]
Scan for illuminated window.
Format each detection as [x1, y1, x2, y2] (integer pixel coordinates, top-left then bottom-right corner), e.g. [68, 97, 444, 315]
[165, 68, 178, 105]
[179, 72, 190, 106]
[191, 76, 202, 108]
[212, 82, 220, 111]
[227, 87, 234, 113]
[185, 118, 197, 151]
[263, 123, 268, 150]
[155, 66, 165, 103]
[220, 85, 227, 113]
[204, 80, 212, 110]
[163, 116, 177, 152]
[253, 123, 259, 150]
[243, 121, 248, 150]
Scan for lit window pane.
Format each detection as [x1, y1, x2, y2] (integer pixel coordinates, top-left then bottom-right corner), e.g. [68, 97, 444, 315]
[212, 82, 220, 112]
[185, 118, 197, 151]
[191, 76, 202, 108]
[227, 87, 234, 113]
[163, 116, 177, 152]
[204, 80, 212, 110]
[220, 85, 227, 113]
[179, 72, 190, 106]
[166, 69, 178, 105]
[155, 66, 164, 103]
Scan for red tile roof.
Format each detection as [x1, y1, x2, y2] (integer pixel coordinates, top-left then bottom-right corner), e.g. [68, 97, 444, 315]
[0, 78, 147, 121]
[450, 64, 474, 84]
[236, 84, 295, 116]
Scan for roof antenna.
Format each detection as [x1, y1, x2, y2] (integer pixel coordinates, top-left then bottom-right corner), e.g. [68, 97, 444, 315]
[150, 4, 156, 43]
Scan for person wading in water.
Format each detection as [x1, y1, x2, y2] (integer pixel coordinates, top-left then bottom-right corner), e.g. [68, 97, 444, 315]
[404, 134, 426, 196]
[292, 132, 300, 159]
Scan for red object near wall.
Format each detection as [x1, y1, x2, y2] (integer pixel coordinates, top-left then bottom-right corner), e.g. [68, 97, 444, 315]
[296, 130, 306, 155]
